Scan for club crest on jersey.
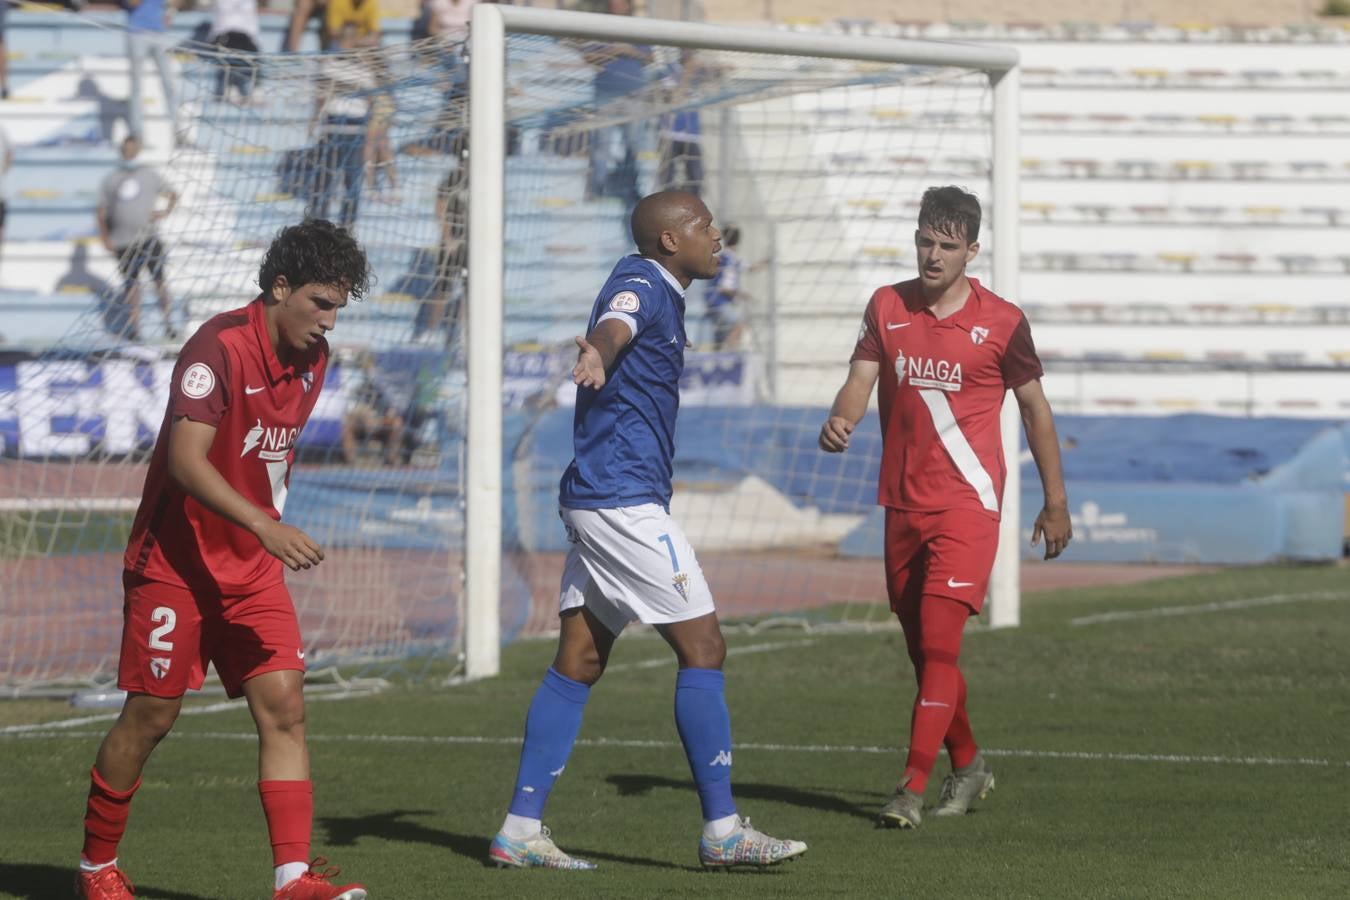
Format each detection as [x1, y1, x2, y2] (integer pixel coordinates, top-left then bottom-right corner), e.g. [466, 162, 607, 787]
[970, 326, 990, 345]
[150, 657, 171, 679]
[609, 290, 641, 313]
[241, 417, 299, 461]
[300, 371, 314, 393]
[181, 363, 215, 399]
[672, 571, 690, 602]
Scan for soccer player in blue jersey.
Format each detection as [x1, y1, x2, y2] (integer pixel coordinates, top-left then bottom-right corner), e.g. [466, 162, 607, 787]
[488, 192, 808, 871]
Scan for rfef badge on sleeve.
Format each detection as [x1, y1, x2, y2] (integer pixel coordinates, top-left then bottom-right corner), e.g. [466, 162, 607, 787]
[609, 291, 640, 313]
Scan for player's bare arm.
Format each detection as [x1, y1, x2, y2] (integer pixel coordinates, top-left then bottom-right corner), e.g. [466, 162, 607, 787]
[167, 417, 324, 570]
[820, 359, 880, 452]
[1013, 378, 1072, 560]
[572, 317, 633, 389]
[154, 187, 179, 222]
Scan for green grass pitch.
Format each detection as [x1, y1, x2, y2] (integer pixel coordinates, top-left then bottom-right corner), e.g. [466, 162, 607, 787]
[3, 563, 1348, 898]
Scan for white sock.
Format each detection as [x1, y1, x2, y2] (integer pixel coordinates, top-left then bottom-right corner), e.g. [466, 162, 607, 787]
[502, 813, 542, 840]
[703, 813, 740, 841]
[79, 857, 116, 874]
[275, 861, 309, 890]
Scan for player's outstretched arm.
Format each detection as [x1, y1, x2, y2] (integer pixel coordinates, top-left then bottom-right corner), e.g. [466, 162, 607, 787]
[167, 417, 325, 570]
[819, 360, 879, 452]
[1013, 379, 1072, 560]
[572, 317, 633, 389]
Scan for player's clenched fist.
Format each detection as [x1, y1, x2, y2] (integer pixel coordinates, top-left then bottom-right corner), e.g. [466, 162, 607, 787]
[819, 416, 854, 452]
[258, 521, 325, 570]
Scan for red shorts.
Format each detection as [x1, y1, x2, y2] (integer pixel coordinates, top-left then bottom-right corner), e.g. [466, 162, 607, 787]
[884, 507, 1000, 616]
[117, 572, 305, 699]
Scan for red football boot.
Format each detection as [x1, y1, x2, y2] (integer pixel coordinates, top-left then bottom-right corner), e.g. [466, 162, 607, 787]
[273, 858, 367, 900]
[75, 864, 135, 899]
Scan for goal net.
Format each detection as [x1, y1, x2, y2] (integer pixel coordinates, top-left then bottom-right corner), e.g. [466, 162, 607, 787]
[0, 10, 1016, 692]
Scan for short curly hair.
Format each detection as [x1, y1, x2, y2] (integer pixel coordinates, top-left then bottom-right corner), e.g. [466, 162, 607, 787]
[918, 186, 982, 244]
[258, 219, 372, 301]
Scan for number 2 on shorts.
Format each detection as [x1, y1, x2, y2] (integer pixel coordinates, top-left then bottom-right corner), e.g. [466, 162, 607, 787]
[148, 606, 176, 651]
[657, 533, 679, 572]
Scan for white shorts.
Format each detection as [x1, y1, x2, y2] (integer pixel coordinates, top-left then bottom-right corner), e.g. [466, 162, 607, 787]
[558, 504, 716, 636]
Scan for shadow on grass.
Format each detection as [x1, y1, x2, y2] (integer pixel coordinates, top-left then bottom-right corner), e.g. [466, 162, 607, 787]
[317, 809, 693, 871]
[607, 773, 877, 822]
[1, 863, 212, 900]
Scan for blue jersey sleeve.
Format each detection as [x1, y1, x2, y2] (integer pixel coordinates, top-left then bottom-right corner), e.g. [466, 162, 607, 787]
[594, 279, 664, 339]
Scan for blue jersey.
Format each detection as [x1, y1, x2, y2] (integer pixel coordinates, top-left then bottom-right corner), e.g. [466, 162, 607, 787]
[559, 256, 688, 510]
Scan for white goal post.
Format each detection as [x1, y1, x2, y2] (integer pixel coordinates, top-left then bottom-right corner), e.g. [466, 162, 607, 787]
[465, 5, 1022, 678]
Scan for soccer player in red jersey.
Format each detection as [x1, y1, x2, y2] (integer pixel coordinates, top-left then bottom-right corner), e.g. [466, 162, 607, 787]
[819, 186, 1073, 827]
[76, 220, 371, 900]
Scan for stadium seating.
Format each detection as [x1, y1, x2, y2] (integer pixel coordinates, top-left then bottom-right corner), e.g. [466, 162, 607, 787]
[2, 7, 1347, 419]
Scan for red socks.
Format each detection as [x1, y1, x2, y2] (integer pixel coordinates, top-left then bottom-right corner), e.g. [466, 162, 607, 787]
[901, 596, 976, 793]
[258, 780, 313, 867]
[82, 766, 141, 865]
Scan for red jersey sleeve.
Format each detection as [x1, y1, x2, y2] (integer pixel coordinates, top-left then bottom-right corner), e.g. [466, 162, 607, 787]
[850, 290, 884, 364]
[169, 332, 232, 426]
[1001, 313, 1044, 389]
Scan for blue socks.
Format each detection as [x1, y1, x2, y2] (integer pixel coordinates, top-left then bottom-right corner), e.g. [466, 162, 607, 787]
[674, 667, 737, 822]
[507, 665, 737, 825]
[507, 667, 590, 819]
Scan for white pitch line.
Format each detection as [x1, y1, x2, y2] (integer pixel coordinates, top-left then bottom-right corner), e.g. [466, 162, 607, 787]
[1070, 590, 1348, 627]
[5, 728, 1344, 768]
[0, 643, 811, 735]
[607, 639, 816, 673]
[0, 689, 383, 735]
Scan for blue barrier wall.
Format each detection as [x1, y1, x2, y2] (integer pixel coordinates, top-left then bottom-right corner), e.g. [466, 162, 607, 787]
[513, 409, 1347, 563]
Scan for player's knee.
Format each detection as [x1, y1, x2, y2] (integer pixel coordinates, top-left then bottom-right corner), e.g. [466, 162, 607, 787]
[555, 651, 606, 685]
[261, 693, 307, 735]
[681, 631, 726, 670]
[123, 696, 182, 741]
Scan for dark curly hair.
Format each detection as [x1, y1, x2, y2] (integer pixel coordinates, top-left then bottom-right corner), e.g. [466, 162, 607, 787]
[918, 185, 982, 244]
[258, 219, 372, 301]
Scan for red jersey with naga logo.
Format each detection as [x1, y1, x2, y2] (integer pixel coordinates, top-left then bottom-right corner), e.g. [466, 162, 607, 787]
[851, 277, 1042, 521]
[124, 297, 328, 594]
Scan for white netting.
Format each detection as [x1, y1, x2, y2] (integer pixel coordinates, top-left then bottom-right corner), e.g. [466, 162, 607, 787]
[1, 37, 474, 690]
[495, 33, 996, 634]
[0, 28, 998, 691]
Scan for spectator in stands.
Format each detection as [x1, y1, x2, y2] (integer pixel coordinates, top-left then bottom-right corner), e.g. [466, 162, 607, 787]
[413, 169, 466, 347]
[341, 352, 407, 466]
[124, 0, 183, 146]
[365, 57, 398, 201]
[582, 0, 651, 207]
[326, 0, 381, 48]
[283, 0, 326, 52]
[705, 224, 744, 350]
[413, 0, 475, 39]
[306, 25, 374, 230]
[657, 48, 705, 196]
[97, 136, 179, 341]
[0, 0, 10, 100]
[210, 0, 262, 103]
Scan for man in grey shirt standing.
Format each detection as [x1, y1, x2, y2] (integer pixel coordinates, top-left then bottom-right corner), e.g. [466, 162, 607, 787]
[98, 135, 180, 341]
